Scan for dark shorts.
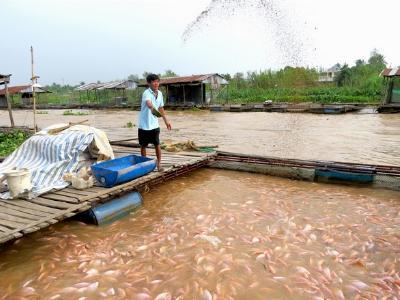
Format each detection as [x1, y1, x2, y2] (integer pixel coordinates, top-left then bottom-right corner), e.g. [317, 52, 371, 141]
[138, 128, 160, 147]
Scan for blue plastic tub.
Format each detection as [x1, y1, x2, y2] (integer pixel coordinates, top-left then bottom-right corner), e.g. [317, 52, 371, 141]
[91, 155, 156, 188]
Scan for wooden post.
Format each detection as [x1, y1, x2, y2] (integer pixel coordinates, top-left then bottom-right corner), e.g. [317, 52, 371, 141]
[166, 85, 169, 104]
[4, 78, 15, 127]
[201, 83, 204, 107]
[387, 78, 394, 104]
[183, 85, 186, 105]
[226, 84, 229, 105]
[30, 46, 37, 133]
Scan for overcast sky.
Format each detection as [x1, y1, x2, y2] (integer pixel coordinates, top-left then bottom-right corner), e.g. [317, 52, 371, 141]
[1, 0, 399, 85]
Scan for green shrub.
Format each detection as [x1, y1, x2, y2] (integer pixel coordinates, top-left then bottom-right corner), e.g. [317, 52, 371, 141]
[63, 110, 89, 116]
[0, 130, 31, 157]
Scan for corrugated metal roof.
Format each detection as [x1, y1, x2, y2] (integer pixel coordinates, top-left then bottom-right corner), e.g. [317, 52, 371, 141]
[75, 80, 137, 91]
[0, 74, 11, 85]
[381, 68, 400, 77]
[327, 65, 341, 73]
[0, 74, 11, 80]
[0, 85, 49, 96]
[138, 74, 228, 87]
[160, 74, 219, 84]
[97, 81, 134, 90]
[75, 83, 102, 91]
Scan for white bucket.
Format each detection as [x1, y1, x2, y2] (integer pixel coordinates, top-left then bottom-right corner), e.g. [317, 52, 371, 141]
[3, 169, 32, 199]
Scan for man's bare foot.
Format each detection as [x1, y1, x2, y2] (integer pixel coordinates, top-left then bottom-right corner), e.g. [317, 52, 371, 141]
[157, 164, 165, 172]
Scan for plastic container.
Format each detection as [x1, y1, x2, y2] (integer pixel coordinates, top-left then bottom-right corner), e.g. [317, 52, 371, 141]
[91, 155, 156, 188]
[3, 169, 32, 198]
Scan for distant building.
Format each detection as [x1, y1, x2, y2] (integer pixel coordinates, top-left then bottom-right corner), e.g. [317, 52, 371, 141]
[318, 64, 341, 82]
[0, 84, 50, 106]
[0, 74, 11, 108]
[138, 74, 229, 105]
[381, 68, 400, 103]
[377, 68, 400, 113]
[74, 80, 138, 92]
[74, 80, 138, 105]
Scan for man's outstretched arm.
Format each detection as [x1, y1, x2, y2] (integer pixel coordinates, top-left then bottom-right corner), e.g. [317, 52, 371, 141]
[158, 107, 172, 130]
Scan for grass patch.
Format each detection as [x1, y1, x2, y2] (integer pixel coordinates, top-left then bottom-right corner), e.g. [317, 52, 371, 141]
[0, 130, 31, 157]
[125, 122, 136, 128]
[63, 110, 89, 116]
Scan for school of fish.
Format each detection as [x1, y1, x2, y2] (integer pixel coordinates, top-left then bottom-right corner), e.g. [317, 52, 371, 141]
[0, 169, 399, 299]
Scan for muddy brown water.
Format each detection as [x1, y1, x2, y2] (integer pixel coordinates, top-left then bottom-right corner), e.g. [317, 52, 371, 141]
[0, 110, 399, 299]
[0, 109, 399, 165]
[0, 169, 399, 299]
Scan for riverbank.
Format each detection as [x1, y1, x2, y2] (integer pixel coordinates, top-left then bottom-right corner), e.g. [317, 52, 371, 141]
[0, 102, 379, 113]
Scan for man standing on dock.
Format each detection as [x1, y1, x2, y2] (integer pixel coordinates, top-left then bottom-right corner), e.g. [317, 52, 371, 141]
[138, 74, 172, 172]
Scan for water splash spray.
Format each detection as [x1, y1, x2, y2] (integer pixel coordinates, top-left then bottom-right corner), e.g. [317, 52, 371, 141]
[183, 0, 310, 66]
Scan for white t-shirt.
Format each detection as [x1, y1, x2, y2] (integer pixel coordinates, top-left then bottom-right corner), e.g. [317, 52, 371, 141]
[138, 88, 164, 130]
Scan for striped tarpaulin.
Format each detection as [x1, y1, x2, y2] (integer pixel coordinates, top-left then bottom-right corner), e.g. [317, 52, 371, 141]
[0, 130, 95, 199]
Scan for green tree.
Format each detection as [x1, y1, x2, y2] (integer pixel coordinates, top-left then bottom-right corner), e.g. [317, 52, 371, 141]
[276, 67, 318, 88]
[127, 74, 139, 82]
[232, 72, 245, 88]
[335, 64, 352, 87]
[162, 70, 178, 78]
[368, 49, 386, 72]
[142, 72, 152, 80]
[221, 73, 232, 81]
[355, 59, 365, 67]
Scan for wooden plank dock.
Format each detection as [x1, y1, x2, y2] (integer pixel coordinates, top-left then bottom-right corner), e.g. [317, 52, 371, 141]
[0, 145, 215, 245]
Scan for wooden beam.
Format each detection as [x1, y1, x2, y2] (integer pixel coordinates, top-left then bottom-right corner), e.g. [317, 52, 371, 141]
[4, 80, 15, 127]
[183, 85, 186, 105]
[1, 199, 63, 214]
[31, 46, 37, 133]
[201, 83, 204, 106]
[0, 201, 48, 217]
[387, 78, 394, 104]
[31, 197, 73, 209]
[0, 202, 89, 242]
[41, 193, 80, 204]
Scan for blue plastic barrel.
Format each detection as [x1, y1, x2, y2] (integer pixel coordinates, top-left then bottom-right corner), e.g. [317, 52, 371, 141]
[81, 191, 142, 226]
[315, 169, 374, 184]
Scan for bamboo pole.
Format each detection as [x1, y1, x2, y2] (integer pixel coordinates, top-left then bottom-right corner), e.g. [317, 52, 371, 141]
[30, 46, 37, 133]
[4, 77, 15, 127]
